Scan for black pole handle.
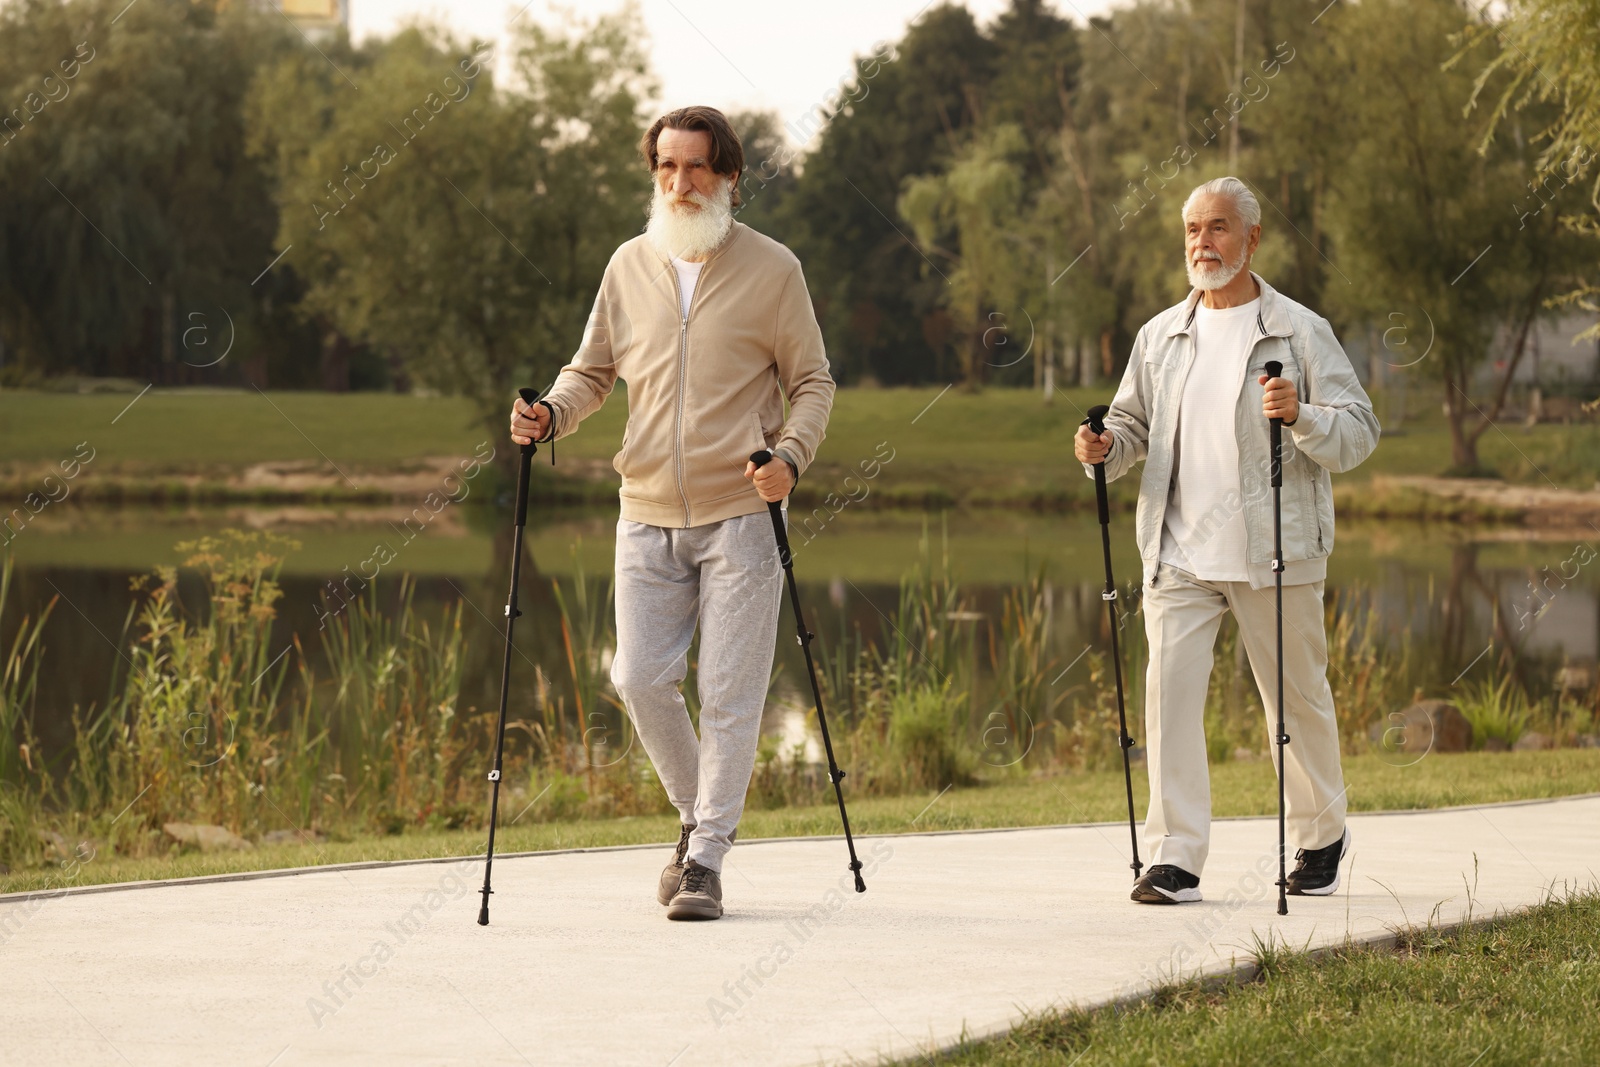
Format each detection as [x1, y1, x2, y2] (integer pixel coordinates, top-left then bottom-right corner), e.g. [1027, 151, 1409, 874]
[1263, 362, 1283, 488]
[1083, 404, 1111, 526]
[517, 387, 541, 450]
[749, 450, 794, 567]
[513, 387, 541, 525]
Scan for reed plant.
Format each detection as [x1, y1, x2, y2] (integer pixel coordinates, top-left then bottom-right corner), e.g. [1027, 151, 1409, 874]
[108, 532, 300, 834]
[317, 575, 471, 831]
[980, 570, 1068, 776]
[0, 556, 53, 866]
[1456, 675, 1534, 749]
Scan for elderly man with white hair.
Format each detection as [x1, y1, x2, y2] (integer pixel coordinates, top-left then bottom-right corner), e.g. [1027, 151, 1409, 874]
[509, 106, 835, 921]
[1074, 176, 1379, 905]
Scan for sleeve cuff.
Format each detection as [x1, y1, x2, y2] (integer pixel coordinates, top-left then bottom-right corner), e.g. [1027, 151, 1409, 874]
[536, 400, 559, 443]
[1287, 404, 1326, 439]
[773, 446, 801, 486]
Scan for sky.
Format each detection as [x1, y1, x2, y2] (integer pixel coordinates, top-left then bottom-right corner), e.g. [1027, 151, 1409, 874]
[348, 0, 1119, 149]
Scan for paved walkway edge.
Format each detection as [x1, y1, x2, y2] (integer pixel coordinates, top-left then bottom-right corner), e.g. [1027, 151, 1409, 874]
[5, 790, 1596, 905]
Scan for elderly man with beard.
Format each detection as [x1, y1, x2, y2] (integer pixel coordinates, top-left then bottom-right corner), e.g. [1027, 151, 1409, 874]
[509, 106, 834, 921]
[1074, 176, 1379, 906]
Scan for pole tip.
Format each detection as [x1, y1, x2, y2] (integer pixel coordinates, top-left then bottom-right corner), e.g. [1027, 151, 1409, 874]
[854, 873, 866, 893]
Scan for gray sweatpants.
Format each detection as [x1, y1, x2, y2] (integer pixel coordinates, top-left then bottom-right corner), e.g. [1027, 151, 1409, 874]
[610, 512, 784, 872]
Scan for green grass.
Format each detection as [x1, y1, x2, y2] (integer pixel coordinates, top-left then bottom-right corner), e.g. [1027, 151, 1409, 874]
[0, 391, 488, 467]
[1, 385, 1593, 509]
[920, 885, 1600, 1066]
[5, 749, 1597, 895]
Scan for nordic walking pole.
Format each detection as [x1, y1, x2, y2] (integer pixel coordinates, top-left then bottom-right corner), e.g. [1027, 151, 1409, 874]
[1264, 360, 1289, 917]
[479, 386, 542, 926]
[750, 450, 865, 892]
[1083, 405, 1142, 883]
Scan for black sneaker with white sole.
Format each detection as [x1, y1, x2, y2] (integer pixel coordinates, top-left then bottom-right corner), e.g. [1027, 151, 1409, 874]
[1131, 864, 1202, 904]
[1287, 825, 1350, 896]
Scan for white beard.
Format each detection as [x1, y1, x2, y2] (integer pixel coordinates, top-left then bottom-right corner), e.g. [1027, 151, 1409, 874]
[1186, 242, 1250, 291]
[646, 178, 734, 261]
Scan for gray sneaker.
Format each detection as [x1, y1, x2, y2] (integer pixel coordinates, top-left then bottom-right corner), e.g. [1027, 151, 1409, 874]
[657, 824, 694, 906]
[666, 858, 723, 920]
[658, 824, 735, 906]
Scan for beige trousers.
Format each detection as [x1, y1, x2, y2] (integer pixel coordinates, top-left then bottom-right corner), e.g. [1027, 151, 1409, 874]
[1141, 561, 1347, 876]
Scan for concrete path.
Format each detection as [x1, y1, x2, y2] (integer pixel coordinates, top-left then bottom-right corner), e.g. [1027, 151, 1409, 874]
[3, 795, 1596, 1067]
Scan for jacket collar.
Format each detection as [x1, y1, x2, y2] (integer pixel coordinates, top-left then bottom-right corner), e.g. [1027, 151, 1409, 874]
[1166, 271, 1293, 339]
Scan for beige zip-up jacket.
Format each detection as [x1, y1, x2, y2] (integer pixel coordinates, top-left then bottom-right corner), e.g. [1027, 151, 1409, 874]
[539, 221, 836, 528]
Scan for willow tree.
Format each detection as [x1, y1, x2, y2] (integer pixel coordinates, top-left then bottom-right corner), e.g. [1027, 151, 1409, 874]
[1460, 0, 1600, 345]
[899, 124, 1031, 391]
[0, 0, 293, 379]
[1317, 0, 1591, 474]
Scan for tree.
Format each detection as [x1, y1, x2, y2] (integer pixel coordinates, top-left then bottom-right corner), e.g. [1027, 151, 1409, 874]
[1010, 0, 1322, 391]
[899, 123, 1030, 390]
[248, 9, 654, 450]
[1460, 0, 1600, 346]
[775, 3, 997, 385]
[1316, 0, 1592, 474]
[969, 0, 1083, 394]
[0, 0, 298, 382]
[985, 0, 1081, 187]
[728, 109, 798, 235]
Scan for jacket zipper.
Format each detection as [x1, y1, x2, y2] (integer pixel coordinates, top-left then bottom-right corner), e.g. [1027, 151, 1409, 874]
[1238, 321, 1273, 570]
[669, 256, 711, 528]
[667, 269, 690, 528]
[1311, 474, 1325, 552]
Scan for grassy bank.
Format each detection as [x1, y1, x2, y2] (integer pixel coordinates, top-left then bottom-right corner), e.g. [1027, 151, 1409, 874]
[1, 386, 1594, 512]
[918, 884, 1600, 1066]
[4, 749, 1597, 895]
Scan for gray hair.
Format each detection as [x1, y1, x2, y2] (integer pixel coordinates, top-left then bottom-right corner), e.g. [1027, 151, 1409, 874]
[1181, 177, 1261, 230]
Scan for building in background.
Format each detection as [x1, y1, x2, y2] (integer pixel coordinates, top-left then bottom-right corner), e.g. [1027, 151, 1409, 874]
[269, 0, 348, 39]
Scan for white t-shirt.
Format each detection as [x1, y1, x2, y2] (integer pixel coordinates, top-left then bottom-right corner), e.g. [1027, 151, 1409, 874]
[1158, 297, 1261, 582]
[672, 257, 704, 318]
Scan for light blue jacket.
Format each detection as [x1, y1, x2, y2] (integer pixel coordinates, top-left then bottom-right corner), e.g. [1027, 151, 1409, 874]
[1087, 272, 1380, 590]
